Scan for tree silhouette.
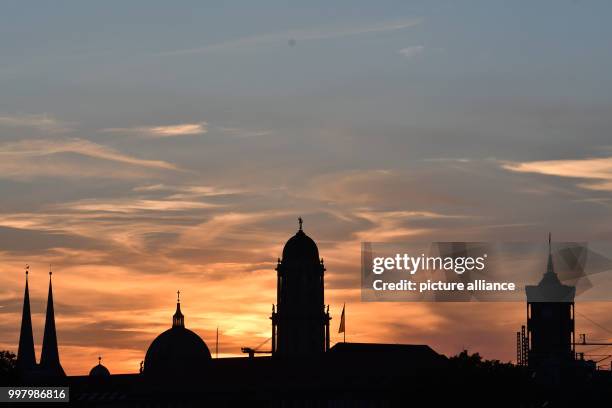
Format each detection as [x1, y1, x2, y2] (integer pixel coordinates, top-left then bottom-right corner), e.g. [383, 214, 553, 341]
[0, 350, 17, 386]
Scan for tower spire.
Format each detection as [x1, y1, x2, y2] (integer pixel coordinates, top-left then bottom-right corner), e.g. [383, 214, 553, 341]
[17, 265, 36, 373]
[40, 268, 65, 377]
[546, 232, 555, 275]
[548, 232, 551, 255]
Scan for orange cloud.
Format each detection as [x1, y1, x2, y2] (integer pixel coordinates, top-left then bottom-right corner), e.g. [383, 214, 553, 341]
[103, 122, 208, 138]
[503, 157, 612, 191]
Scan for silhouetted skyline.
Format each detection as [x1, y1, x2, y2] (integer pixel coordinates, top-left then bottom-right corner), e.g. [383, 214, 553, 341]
[2, 1, 612, 375]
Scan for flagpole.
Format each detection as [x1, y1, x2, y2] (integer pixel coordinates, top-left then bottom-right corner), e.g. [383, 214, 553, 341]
[216, 326, 219, 358]
[339, 303, 346, 343]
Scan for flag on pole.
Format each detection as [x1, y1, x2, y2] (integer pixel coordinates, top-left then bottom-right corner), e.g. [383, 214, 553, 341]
[338, 303, 345, 336]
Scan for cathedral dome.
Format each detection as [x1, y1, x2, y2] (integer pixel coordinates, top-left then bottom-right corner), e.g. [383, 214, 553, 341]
[89, 357, 110, 377]
[282, 219, 320, 264]
[144, 299, 211, 381]
[144, 327, 211, 375]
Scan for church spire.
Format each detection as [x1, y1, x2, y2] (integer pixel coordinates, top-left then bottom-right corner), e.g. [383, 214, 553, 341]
[17, 265, 36, 373]
[172, 290, 184, 328]
[40, 267, 65, 377]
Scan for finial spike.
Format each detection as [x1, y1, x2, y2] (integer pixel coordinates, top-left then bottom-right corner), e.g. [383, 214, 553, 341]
[25, 264, 29, 277]
[548, 232, 552, 254]
[298, 216, 303, 231]
[49, 263, 52, 277]
[98, 356, 102, 365]
[177, 290, 180, 303]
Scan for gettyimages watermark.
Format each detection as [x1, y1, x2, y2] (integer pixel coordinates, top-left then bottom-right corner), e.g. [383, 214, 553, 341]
[361, 241, 612, 302]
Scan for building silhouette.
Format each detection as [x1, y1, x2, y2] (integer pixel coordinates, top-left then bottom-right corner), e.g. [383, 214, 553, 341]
[40, 270, 66, 377]
[89, 357, 110, 378]
[12, 225, 612, 405]
[525, 234, 576, 372]
[515, 235, 612, 396]
[271, 218, 331, 355]
[16, 267, 65, 381]
[143, 291, 212, 385]
[16, 266, 36, 375]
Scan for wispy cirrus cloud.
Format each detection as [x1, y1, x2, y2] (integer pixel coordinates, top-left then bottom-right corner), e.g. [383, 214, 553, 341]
[103, 122, 208, 138]
[398, 45, 425, 58]
[0, 113, 73, 133]
[157, 18, 422, 56]
[217, 126, 273, 138]
[133, 184, 246, 198]
[54, 198, 218, 214]
[0, 138, 177, 169]
[503, 157, 612, 191]
[0, 138, 178, 180]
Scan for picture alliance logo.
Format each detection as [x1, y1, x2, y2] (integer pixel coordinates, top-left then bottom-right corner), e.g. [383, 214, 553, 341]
[371, 253, 488, 275]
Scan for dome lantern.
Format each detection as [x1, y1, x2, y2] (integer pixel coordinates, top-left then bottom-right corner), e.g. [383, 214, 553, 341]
[172, 290, 184, 328]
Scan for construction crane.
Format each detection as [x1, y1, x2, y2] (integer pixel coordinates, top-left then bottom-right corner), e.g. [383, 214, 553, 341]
[241, 337, 272, 358]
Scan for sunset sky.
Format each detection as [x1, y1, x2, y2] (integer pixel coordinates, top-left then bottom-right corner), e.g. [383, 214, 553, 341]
[1, 0, 612, 375]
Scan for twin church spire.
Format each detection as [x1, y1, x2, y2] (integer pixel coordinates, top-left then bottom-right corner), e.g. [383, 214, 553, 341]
[16, 265, 65, 377]
[40, 268, 65, 376]
[17, 265, 35, 372]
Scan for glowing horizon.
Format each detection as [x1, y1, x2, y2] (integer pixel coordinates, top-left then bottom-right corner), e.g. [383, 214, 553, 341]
[2, 0, 612, 375]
